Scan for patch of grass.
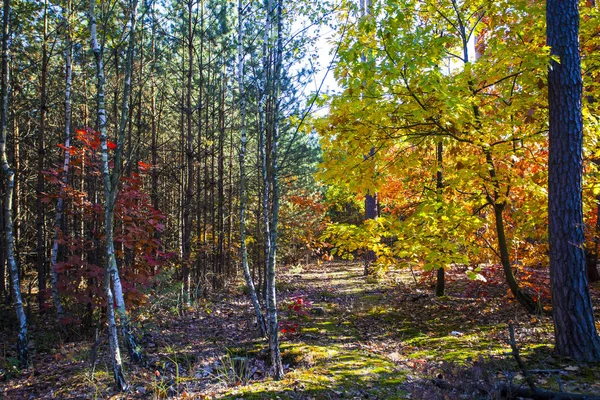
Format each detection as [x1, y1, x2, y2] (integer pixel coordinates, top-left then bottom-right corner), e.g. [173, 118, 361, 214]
[230, 339, 407, 398]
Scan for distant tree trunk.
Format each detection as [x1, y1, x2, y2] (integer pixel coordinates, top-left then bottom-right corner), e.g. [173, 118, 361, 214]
[0, 174, 5, 301]
[435, 141, 445, 297]
[237, 0, 266, 335]
[360, 0, 376, 277]
[149, 0, 159, 215]
[547, 0, 600, 361]
[265, 0, 285, 380]
[49, 0, 73, 318]
[259, 0, 271, 307]
[217, 69, 225, 288]
[182, 0, 194, 304]
[1, 0, 28, 369]
[364, 189, 377, 276]
[36, 0, 49, 311]
[483, 150, 537, 314]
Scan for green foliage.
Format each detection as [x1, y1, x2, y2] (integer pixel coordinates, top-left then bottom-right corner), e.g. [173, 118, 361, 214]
[315, 0, 563, 287]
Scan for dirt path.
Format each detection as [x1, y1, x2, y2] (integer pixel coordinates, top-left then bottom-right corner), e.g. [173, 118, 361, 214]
[2, 261, 600, 399]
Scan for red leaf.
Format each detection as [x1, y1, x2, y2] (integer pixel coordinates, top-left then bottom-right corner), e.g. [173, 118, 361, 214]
[138, 161, 152, 172]
[107, 141, 117, 150]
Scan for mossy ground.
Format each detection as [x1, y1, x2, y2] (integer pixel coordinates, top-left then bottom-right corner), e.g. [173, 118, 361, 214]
[2, 261, 600, 399]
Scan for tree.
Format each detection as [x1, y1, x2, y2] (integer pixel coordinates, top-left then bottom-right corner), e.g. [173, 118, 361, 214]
[318, 0, 548, 312]
[0, 0, 28, 368]
[547, 0, 600, 362]
[238, 0, 267, 337]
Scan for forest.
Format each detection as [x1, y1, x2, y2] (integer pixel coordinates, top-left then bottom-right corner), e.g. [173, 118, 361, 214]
[1, 0, 600, 398]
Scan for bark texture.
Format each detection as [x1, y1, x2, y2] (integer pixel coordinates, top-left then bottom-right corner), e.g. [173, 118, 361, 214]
[547, 0, 600, 361]
[49, 0, 73, 318]
[1, 0, 28, 368]
[90, 0, 128, 389]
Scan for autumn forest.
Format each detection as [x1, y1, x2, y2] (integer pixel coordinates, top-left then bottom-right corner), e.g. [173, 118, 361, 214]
[1, 0, 600, 398]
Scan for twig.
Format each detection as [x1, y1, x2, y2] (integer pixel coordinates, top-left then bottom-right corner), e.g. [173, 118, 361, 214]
[508, 323, 537, 393]
[89, 326, 108, 380]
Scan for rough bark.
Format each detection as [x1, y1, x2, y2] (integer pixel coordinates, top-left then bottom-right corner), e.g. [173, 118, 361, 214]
[547, 0, 600, 361]
[1, 0, 28, 369]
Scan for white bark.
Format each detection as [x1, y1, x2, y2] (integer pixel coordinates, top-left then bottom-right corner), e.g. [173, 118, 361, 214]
[49, 0, 73, 319]
[89, 0, 128, 390]
[0, 0, 28, 369]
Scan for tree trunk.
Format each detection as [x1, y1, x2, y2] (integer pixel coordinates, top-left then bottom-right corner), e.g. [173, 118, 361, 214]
[49, 0, 73, 318]
[435, 141, 445, 297]
[1, 0, 28, 369]
[265, 0, 285, 380]
[547, 0, 600, 361]
[36, 0, 49, 311]
[182, 0, 194, 304]
[89, 0, 128, 389]
[484, 150, 537, 313]
[237, 0, 267, 335]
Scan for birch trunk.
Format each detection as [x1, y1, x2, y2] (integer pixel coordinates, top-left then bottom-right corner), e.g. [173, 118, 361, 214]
[89, 0, 128, 390]
[111, 0, 142, 364]
[49, 0, 73, 318]
[238, 0, 266, 336]
[1, 0, 28, 369]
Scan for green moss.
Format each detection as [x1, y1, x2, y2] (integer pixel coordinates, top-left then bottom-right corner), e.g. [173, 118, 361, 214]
[228, 340, 407, 399]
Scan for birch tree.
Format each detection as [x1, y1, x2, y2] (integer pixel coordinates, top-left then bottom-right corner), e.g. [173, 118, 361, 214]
[49, 0, 74, 319]
[0, 0, 28, 368]
[90, 0, 142, 389]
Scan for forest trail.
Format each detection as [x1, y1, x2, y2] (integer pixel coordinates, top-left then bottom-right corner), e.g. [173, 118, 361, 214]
[2, 261, 600, 399]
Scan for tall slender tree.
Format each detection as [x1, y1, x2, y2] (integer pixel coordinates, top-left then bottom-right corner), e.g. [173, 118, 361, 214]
[89, 0, 128, 390]
[1, 0, 28, 368]
[49, 0, 73, 318]
[265, 0, 285, 380]
[237, 0, 266, 336]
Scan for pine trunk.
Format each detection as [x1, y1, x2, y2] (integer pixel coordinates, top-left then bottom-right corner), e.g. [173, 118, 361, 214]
[547, 0, 600, 361]
[238, 0, 267, 336]
[266, 0, 284, 380]
[36, 0, 49, 311]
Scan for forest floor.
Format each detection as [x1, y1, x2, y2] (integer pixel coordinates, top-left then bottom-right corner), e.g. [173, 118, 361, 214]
[2, 261, 600, 399]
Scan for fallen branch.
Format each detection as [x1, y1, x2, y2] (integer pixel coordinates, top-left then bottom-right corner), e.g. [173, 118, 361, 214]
[499, 384, 600, 399]
[503, 324, 600, 400]
[426, 325, 600, 400]
[508, 323, 537, 393]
